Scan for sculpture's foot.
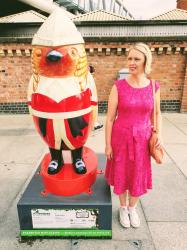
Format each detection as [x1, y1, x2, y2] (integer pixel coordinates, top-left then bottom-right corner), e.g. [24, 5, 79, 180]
[47, 160, 63, 175]
[40, 147, 97, 196]
[73, 159, 87, 174]
[94, 123, 103, 131]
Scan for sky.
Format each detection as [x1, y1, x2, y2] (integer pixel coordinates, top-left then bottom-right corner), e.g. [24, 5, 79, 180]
[123, 0, 177, 19]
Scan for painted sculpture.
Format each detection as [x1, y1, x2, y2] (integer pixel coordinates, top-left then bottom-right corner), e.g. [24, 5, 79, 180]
[28, 9, 98, 195]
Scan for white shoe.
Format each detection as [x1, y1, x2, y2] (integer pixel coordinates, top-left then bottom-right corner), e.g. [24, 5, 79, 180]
[129, 207, 140, 228]
[119, 207, 130, 228]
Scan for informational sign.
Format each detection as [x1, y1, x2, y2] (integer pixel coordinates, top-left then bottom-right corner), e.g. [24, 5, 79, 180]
[31, 208, 99, 229]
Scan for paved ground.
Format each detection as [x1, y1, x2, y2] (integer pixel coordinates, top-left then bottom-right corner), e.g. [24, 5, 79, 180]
[0, 113, 186, 250]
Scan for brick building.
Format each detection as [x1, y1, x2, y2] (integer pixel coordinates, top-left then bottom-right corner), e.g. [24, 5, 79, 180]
[0, 2, 187, 113]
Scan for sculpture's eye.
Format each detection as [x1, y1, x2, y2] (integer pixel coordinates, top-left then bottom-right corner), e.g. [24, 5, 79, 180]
[46, 50, 63, 62]
[35, 49, 42, 57]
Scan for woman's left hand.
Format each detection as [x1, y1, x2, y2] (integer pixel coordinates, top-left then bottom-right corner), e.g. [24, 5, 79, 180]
[155, 135, 163, 149]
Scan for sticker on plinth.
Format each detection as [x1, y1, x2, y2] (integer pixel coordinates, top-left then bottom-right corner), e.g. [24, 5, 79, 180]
[31, 209, 99, 229]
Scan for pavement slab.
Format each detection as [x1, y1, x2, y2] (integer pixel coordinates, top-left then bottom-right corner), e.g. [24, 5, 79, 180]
[162, 115, 187, 144]
[0, 134, 45, 165]
[148, 222, 187, 250]
[0, 115, 34, 130]
[163, 113, 187, 135]
[71, 239, 155, 250]
[141, 161, 187, 222]
[0, 163, 37, 219]
[164, 143, 187, 177]
[0, 136, 18, 154]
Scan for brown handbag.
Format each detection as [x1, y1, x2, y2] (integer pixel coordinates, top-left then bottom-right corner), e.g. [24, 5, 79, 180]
[149, 80, 164, 164]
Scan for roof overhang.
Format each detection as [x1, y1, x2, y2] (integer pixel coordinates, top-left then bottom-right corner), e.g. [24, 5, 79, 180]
[0, 19, 187, 43]
[74, 19, 187, 26]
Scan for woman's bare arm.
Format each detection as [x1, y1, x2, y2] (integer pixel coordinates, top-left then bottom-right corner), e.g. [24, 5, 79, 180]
[105, 85, 118, 159]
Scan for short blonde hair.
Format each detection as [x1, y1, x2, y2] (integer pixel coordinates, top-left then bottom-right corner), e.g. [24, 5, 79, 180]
[129, 43, 152, 75]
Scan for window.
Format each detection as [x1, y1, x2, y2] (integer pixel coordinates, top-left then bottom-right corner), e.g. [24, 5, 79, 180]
[117, 68, 129, 80]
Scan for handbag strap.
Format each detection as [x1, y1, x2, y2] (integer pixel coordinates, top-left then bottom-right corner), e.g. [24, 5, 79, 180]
[152, 80, 157, 132]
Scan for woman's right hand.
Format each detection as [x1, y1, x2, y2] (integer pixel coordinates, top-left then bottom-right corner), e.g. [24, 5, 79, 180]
[105, 145, 113, 160]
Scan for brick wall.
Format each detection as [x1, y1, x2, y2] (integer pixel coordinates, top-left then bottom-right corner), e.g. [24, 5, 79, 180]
[86, 42, 187, 112]
[0, 44, 32, 105]
[0, 41, 187, 113]
[181, 61, 187, 112]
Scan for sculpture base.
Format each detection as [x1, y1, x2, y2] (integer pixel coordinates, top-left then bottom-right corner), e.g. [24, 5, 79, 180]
[40, 147, 97, 196]
[17, 156, 112, 239]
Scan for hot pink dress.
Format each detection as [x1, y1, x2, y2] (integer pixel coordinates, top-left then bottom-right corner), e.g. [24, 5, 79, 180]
[105, 79, 160, 197]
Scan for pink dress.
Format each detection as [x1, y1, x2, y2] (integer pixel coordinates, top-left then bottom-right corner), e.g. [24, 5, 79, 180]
[105, 79, 160, 197]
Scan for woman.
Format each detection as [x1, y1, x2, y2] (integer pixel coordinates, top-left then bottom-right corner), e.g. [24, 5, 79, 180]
[105, 43, 163, 228]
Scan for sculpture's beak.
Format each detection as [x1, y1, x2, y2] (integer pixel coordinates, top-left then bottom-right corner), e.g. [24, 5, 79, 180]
[46, 50, 63, 62]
